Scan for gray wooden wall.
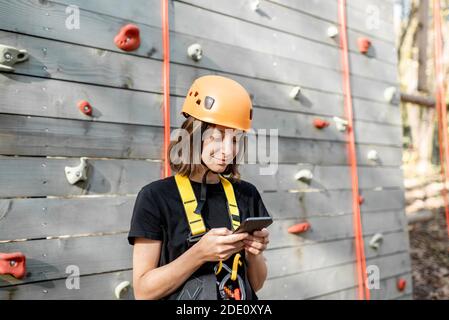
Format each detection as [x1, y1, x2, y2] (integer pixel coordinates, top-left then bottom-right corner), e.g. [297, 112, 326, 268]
[0, 0, 412, 299]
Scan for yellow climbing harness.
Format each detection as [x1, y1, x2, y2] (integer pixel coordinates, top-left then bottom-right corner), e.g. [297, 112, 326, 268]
[174, 173, 240, 239]
[174, 173, 245, 300]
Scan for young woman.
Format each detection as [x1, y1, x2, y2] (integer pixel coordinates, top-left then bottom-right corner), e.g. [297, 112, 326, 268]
[128, 75, 271, 300]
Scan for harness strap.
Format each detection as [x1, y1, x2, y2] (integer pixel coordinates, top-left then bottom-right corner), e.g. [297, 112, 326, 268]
[175, 173, 240, 237]
[175, 173, 245, 300]
[219, 175, 241, 231]
[174, 174, 207, 236]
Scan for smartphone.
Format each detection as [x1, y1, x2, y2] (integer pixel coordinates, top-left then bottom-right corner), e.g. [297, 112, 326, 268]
[233, 217, 273, 234]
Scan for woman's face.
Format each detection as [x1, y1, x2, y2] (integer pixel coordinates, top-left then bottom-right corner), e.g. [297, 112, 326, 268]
[201, 125, 243, 173]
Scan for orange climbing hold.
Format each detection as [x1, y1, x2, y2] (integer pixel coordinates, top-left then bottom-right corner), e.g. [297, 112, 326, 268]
[313, 118, 330, 129]
[357, 37, 371, 54]
[358, 195, 364, 204]
[397, 278, 406, 291]
[114, 24, 141, 51]
[78, 100, 92, 116]
[288, 222, 311, 234]
[0, 252, 26, 279]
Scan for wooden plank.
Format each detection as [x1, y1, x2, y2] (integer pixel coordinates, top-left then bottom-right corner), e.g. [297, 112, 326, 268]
[268, 211, 407, 249]
[0, 112, 402, 161]
[0, 195, 405, 244]
[0, 29, 398, 106]
[394, 293, 413, 300]
[252, 108, 402, 146]
[310, 272, 413, 300]
[0, 74, 402, 127]
[0, 112, 404, 163]
[346, 0, 394, 23]
[277, 138, 403, 166]
[0, 157, 161, 197]
[0, 30, 163, 92]
[1, 0, 396, 71]
[0, 230, 408, 288]
[0, 196, 135, 241]
[0, 114, 165, 159]
[0, 188, 406, 242]
[170, 1, 397, 67]
[265, 231, 409, 279]
[51, 0, 394, 39]
[0, 2, 398, 86]
[0, 270, 414, 300]
[0, 157, 405, 198]
[0, 75, 164, 127]
[0, 0, 161, 59]
[0, 86, 403, 152]
[257, 252, 411, 299]
[0, 233, 132, 287]
[179, 0, 396, 58]
[0, 33, 401, 139]
[0, 270, 133, 300]
[270, 0, 394, 26]
[261, 188, 406, 219]
[241, 164, 405, 191]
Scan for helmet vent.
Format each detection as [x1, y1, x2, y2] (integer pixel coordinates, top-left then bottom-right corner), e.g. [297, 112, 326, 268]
[250, 108, 253, 120]
[196, 99, 201, 105]
[189, 91, 192, 96]
[194, 91, 199, 97]
[204, 96, 215, 109]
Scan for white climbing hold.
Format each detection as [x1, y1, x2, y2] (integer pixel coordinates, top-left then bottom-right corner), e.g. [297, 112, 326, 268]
[384, 86, 399, 104]
[64, 157, 88, 185]
[289, 86, 302, 100]
[115, 281, 131, 299]
[367, 149, 379, 162]
[333, 116, 349, 132]
[294, 169, 313, 182]
[251, 0, 260, 11]
[327, 25, 339, 38]
[369, 233, 384, 250]
[187, 43, 203, 61]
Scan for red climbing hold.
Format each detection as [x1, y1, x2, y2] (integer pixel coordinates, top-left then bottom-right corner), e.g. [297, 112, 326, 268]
[397, 278, 406, 291]
[358, 195, 364, 204]
[114, 24, 141, 52]
[357, 37, 371, 54]
[288, 222, 311, 234]
[313, 118, 330, 129]
[78, 100, 93, 116]
[0, 252, 26, 279]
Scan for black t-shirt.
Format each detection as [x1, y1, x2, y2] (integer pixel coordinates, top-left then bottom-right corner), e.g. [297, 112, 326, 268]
[127, 175, 271, 300]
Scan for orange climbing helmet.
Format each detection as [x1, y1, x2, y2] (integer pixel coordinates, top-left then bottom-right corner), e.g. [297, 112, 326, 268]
[181, 75, 253, 132]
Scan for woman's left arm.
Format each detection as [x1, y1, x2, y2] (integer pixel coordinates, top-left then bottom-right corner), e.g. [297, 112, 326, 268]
[243, 228, 269, 292]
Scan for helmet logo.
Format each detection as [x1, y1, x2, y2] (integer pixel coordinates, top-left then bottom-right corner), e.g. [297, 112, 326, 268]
[204, 96, 215, 110]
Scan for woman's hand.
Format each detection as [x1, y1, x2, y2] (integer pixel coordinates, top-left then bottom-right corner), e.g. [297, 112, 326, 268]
[193, 228, 249, 263]
[243, 228, 269, 256]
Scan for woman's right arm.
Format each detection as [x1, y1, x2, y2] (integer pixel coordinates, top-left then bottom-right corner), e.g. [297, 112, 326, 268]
[132, 228, 249, 300]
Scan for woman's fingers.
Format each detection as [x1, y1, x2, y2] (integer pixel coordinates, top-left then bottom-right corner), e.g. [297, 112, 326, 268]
[245, 235, 269, 244]
[244, 246, 261, 255]
[253, 228, 269, 238]
[244, 240, 266, 250]
[220, 232, 249, 244]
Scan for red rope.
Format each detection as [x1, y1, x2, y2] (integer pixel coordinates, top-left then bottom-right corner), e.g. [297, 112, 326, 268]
[162, 0, 171, 178]
[338, 0, 370, 300]
[433, 0, 449, 239]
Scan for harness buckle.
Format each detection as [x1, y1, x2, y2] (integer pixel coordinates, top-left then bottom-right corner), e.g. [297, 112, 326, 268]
[187, 232, 206, 245]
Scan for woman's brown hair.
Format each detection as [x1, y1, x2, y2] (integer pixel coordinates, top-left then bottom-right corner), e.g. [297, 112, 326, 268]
[168, 116, 242, 181]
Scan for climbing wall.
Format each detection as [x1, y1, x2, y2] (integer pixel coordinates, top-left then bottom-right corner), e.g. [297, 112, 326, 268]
[0, 0, 412, 299]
